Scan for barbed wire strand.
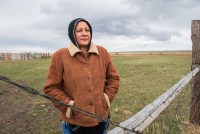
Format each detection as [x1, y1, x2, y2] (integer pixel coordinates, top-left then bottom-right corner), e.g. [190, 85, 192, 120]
[0, 75, 140, 134]
[165, 69, 200, 134]
[188, 70, 200, 121]
[167, 69, 200, 133]
[167, 80, 191, 134]
[176, 84, 193, 133]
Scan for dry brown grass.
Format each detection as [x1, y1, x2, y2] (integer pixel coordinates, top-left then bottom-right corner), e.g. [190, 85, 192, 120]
[110, 50, 192, 57]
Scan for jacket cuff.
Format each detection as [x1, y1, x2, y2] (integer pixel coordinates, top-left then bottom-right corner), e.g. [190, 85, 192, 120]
[66, 100, 74, 118]
[104, 93, 111, 108]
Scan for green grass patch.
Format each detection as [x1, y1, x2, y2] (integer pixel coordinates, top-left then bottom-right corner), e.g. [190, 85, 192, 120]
[0, 55, 194, 133]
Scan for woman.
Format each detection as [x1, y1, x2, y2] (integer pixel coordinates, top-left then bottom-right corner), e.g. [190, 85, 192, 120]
[43, 18, 120, 134]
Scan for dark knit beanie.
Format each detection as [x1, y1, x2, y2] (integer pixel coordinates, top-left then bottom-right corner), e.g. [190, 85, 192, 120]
[68, 18, 92, 49]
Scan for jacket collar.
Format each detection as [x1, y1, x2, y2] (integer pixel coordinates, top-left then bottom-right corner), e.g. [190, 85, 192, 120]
[68, 42, 99, 57]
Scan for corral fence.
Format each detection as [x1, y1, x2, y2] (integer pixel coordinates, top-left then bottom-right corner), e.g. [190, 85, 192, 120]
[0, 52, 53, 60]
[108, 20, 200, 133]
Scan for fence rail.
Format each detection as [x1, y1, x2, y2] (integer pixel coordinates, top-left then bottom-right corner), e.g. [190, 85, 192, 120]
[108, 67, 200, 134]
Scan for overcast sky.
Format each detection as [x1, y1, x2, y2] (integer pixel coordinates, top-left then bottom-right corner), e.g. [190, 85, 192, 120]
[0, 0, 199, 53]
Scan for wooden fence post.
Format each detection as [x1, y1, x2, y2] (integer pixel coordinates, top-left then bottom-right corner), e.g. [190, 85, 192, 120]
[190, 20, 200, 124]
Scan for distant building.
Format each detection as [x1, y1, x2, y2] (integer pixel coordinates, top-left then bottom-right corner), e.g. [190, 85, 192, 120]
[33, 53, 42, 59]
[0, 53, 11, 60]
[10, 53, 21, 60]
[0, 52, 53, 60]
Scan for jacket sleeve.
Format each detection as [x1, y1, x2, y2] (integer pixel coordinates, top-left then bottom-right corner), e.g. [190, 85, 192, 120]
[43, 51, 70, 113]
[104, 50, 120, 103]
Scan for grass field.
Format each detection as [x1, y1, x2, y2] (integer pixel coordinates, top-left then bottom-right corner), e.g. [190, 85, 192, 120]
[0, 54, 199, 134]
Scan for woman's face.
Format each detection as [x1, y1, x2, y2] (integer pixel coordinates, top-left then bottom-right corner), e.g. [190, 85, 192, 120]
[75, 21, 91, 47]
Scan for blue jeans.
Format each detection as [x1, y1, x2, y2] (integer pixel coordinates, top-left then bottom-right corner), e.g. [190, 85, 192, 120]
[62, 121, 108, 134]
[62, 121, 73, 134]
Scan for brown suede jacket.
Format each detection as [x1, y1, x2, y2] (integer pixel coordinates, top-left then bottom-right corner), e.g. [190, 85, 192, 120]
[43, 42, 120, 127]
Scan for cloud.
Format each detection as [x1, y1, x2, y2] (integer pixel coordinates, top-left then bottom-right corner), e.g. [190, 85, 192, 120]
[0, 0, 199, 52]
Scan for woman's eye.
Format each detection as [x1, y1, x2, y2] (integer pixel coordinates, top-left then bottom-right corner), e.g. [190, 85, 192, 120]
[76, 29, 90, 33]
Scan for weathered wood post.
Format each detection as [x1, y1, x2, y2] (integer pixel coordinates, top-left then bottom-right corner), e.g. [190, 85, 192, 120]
[190, 20, 200, 124]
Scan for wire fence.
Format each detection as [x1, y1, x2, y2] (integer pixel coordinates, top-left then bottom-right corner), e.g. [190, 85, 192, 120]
[0, 75, 140, 134]
[1, 68, 200, 134]
[108, 67, 200, 134]
[144, 81, 191, 133]
[143, 70, 200, 134]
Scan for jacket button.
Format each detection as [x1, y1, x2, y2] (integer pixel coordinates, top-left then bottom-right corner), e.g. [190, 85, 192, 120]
[89, 102, 94, 106]
[86, 76, 91, 80]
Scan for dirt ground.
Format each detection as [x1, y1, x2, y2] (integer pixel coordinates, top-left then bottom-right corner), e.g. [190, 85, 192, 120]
[0, 83, 61, 134]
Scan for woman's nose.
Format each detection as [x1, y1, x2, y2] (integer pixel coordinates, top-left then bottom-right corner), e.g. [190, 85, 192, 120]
[82, 30, 87, 34]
